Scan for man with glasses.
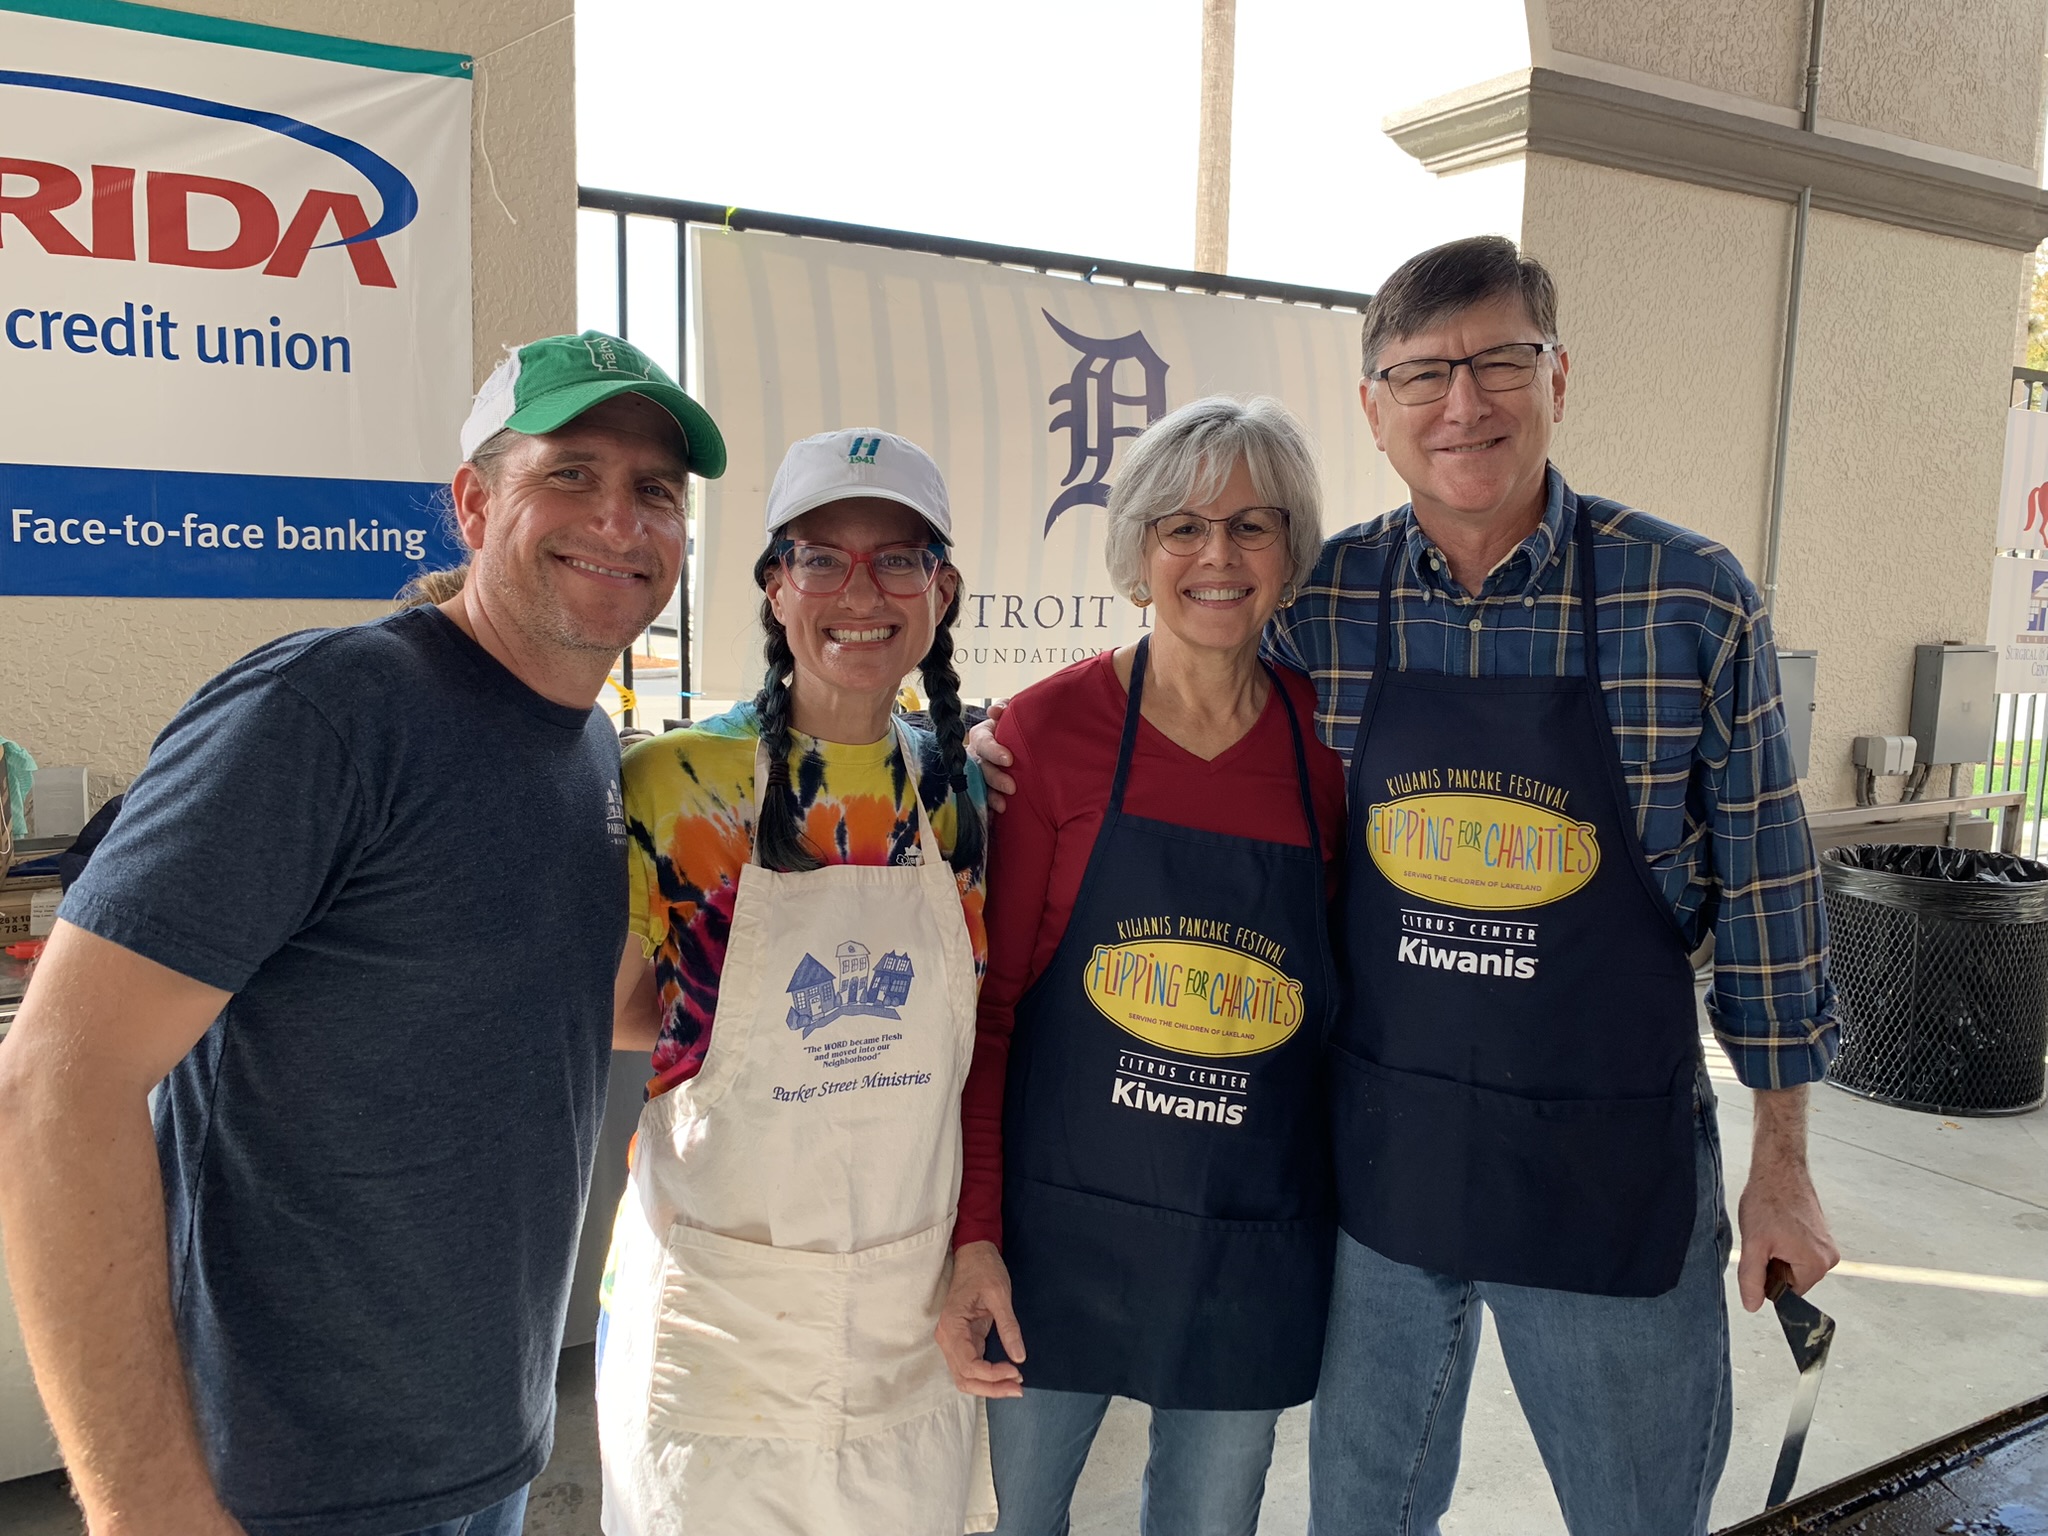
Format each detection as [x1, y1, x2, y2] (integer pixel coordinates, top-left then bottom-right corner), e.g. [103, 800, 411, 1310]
[1286, 236, 1839, 1533]
[973, 236, 1840, 1533]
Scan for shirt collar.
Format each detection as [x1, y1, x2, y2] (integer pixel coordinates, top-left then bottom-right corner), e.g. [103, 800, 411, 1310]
[1397, 464, 1574, 600]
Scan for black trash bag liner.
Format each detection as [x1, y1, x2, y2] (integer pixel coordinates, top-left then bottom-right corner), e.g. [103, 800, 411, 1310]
[1821, 842, 2048, 1114]
[1822, 844, 2048, 923]
[1825, 843, 2048, 885]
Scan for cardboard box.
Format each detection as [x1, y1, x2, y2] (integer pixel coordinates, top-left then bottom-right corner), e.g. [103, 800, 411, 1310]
[0, 879, 59, 941]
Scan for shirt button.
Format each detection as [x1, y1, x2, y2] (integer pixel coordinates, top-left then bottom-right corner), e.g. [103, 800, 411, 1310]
[1468, 617, 1483, 632]
[1523, 595, 1536, 608]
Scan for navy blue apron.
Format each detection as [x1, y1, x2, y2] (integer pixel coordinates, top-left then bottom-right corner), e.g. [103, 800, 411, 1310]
[1329, 508, 1701, 1298]
[997, 638, 1337, 1410]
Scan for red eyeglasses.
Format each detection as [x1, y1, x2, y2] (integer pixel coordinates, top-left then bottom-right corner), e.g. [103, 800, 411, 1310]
[774, 540, 948, 596]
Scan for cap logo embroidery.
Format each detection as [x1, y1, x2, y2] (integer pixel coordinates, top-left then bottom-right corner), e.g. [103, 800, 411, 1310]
[582, 337, 650, 378]
[847, 436, 880, 465]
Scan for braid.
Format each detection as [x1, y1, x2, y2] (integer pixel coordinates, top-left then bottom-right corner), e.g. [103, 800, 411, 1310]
[918, 583, 985, 876]
[751, 550, 822, 873]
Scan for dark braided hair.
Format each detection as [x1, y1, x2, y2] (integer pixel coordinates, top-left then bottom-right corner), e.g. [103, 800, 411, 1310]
[751, 546, 823, 874]
[917, 581, 984, 876]
[751, 544, 984, 877]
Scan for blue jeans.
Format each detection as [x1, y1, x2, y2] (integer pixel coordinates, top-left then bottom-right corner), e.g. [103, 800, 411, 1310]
[391, 1484, 529, 1536]
[989, 1387, 1282, 1536]
[1309, 1087, 1734, 1536]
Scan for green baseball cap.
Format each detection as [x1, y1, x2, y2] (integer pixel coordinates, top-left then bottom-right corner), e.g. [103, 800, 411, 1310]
[460, 331, 726, 479]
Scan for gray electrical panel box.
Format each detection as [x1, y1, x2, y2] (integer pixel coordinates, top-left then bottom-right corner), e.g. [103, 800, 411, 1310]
[1777, 649, 1817, 780]
[1909, 644, 1998, 765]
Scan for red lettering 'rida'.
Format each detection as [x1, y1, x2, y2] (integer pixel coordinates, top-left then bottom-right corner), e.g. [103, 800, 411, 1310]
[146, 171, 279, 269]
[263, 190, 395, 287]
[0, 157, 90, 256]
[91, 165, 135, 260]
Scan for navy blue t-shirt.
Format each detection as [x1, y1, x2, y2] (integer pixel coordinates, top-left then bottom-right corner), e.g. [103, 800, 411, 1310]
[60, 606, 625, 1536]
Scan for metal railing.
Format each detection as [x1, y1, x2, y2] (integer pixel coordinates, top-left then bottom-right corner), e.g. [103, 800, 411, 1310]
[577, 188, 1377, 717]
[1988, 366, 2048, 855]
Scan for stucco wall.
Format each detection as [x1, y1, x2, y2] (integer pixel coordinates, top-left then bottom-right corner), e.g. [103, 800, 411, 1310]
[1521, 151, 2021, 810]
[1821, 0, 2045, 169]
[1539, 0, 2047, 172]
[1525, 156, 1791, 579]
[0, 0, 574, 786]
[1538, 0, 1807, 109]
[1771, 212, 2022, 808]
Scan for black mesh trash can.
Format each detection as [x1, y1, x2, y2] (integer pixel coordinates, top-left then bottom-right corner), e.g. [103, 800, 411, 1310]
[1821, 844, 2048, 1116]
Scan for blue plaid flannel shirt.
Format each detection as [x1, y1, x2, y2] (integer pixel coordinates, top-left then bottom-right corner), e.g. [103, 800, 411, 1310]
[1269, 466, 1838, 1089]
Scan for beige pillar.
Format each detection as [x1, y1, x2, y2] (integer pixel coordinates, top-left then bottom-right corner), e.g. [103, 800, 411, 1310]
[0, 0, 577, 791]
[1195, 0, 1237, 274]
[1383, 0, 2048, 811]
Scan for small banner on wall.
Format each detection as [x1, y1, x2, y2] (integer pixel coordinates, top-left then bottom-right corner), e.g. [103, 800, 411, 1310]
[0, 0, 472, 598]
[1986, 554, 2048, 692]
[690, 227, 1404, 700]
[1994, 407, 2048, 554]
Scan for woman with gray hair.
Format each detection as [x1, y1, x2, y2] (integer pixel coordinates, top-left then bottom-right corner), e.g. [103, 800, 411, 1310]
[934, 396, 1346, 1535]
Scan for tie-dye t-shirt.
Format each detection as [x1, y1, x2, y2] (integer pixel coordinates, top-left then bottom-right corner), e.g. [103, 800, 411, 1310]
[622, 702, 988, 1097]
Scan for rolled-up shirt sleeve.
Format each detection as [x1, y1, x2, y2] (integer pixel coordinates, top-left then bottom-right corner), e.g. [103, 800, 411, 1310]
[1700, 594, 1839, 1089]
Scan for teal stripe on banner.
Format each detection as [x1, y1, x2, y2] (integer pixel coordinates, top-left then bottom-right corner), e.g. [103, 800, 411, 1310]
[0, 0, 472, 77]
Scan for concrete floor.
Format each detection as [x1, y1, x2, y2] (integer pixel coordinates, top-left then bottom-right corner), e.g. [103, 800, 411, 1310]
[4, 1027, 2044, 1535]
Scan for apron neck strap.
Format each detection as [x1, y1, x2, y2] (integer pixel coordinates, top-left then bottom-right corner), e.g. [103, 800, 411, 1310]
[1374, 526, 1400, 663]
[1571, 501, 1604, 688]
[1110, 636, 1322, 851]
[1271, 674, 1322, 853]
[750, 717, 950, 871]
[1107, 636, 1151, 817]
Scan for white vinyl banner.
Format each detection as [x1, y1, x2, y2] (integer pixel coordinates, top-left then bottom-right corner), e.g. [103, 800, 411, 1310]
[0, 0, 471, 598]
[692, 228, 1404, 700]
[1987, 554, 2048, 692]
[1995, 406, 2048, 553]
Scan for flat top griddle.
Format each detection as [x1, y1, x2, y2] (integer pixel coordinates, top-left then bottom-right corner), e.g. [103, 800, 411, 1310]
[1717, 1394, 2048, 1535]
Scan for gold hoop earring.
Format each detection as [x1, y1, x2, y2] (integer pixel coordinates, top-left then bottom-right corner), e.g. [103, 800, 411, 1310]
[1279, 583, 1298, 608]
[1130, 582, 1151, 607]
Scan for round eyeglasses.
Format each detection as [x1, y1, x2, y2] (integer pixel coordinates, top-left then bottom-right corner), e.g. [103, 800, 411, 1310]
[775, 540, 947, 596]
[1370, 341, 1559, 406]
[1148, 507, 1289, 556]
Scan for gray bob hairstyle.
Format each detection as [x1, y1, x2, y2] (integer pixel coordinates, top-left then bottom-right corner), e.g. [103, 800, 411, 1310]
[1103, 396, 1323, 601]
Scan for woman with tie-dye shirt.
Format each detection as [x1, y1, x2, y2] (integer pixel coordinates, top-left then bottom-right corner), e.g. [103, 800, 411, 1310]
[598, 429, 999, 1535]
[619, 704, 988, 1098]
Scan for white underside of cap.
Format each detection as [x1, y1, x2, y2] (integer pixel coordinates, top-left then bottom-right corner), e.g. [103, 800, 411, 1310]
[459, 348, 524, 460]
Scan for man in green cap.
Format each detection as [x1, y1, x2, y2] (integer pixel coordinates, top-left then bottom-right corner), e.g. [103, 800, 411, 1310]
[0, 333, 721, 1536]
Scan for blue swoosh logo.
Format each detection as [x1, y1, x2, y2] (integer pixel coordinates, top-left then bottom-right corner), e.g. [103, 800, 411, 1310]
[0, 71, 417, 247]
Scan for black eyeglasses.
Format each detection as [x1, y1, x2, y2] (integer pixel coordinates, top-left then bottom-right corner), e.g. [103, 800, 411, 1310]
[1370, 342, 1559, 405]
[1148, 507, 1290, 556]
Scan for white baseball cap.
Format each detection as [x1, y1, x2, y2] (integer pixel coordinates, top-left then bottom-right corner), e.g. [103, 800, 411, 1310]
[764, 429, 952, 545]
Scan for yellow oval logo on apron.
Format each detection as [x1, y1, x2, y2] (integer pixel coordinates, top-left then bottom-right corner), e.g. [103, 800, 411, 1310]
[1366, 792, 1601, 911]
[1083, 940, 1305, 1058]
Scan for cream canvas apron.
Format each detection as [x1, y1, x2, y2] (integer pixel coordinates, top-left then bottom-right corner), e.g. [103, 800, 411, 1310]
[598, 725, 997, 1536]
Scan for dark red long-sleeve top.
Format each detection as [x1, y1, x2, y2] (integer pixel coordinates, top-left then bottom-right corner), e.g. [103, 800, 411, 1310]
[954, 650, 1348, 1249]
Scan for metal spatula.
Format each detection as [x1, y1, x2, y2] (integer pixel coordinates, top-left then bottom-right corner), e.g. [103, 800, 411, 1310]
[1764, 1258, 1835, 1509]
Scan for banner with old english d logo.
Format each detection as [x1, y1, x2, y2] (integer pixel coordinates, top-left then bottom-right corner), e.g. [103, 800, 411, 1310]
[689, 227, 1405, 698]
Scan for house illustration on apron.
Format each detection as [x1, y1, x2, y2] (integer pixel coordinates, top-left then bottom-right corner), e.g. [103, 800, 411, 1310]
[786, 941, 918, 1036]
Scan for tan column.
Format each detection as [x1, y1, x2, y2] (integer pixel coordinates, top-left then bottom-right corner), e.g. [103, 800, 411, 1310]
[1195, 0, 1237, 275]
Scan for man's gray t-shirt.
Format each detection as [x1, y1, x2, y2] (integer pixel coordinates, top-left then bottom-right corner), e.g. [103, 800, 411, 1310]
[61, 606, 626, 1536]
